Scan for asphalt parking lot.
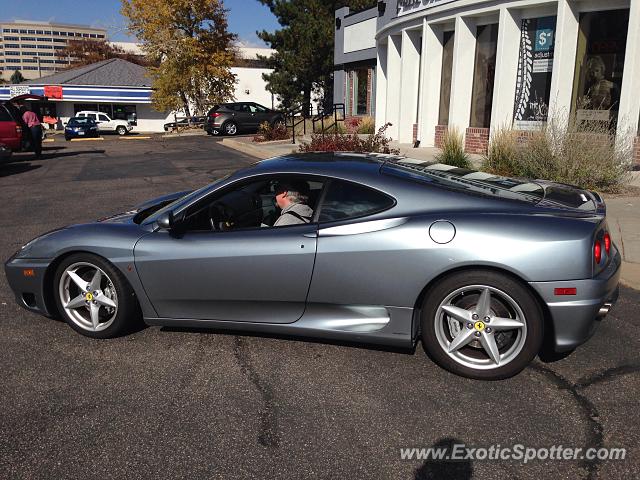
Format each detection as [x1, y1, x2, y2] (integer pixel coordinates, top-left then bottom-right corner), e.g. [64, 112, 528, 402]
[1, 135, 639, 479]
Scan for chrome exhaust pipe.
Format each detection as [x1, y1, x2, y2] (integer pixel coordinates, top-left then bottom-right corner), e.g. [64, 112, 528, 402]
[597, 303, 613, 319]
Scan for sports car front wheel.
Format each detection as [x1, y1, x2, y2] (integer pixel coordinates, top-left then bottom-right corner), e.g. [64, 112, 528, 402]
[54, 253, 138, 339]
[421, 270, 544, 380]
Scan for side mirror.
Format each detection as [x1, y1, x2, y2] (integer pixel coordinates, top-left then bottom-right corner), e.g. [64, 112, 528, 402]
[157, 210, 183, 230]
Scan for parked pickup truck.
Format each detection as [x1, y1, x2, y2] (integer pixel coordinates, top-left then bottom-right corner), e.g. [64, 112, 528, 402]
[75, 111, 132, 136]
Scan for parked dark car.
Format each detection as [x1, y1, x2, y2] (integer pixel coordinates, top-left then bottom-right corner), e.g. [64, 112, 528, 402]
[204, 102, 284, 136]
[163, 116, 207, 132]
[0, 94, 48, 152]
[64, 117, 100, 141]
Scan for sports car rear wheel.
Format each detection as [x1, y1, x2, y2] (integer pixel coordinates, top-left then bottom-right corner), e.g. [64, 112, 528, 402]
[54, 253, 138, 338]
[421, 270, 543, 380]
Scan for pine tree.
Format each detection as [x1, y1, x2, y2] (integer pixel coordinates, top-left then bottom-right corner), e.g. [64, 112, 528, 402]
[257, 0, 377, 111]
[10, 70, 25, 84]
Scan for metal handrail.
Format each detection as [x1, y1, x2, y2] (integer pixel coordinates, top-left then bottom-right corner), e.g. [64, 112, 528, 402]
[285, 103, 346, 144]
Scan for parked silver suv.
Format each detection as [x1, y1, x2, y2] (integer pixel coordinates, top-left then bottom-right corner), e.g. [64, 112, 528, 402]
[204, 102, 284, 136]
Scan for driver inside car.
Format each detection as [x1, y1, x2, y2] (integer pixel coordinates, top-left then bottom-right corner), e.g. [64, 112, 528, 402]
[273, 180, 314, 226]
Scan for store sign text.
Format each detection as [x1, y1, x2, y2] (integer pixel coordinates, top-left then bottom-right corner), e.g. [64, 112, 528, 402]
[397, 0, 459, 16]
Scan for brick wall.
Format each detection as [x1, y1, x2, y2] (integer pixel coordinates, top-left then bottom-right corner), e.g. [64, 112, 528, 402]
[434, 125, 447, 148]
[465, 127, 490, 154]
[412, 124, 418, 144]
[635, 137, 640, 167]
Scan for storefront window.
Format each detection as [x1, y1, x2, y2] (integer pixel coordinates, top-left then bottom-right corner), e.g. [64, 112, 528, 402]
[113, 104, 137, 125]
[352, 68, 369, 116]
[470, 24, 499, 128]
[513, 17, 556, 129]
[572, 9, 629, 125]
[438, 30, 455, 126]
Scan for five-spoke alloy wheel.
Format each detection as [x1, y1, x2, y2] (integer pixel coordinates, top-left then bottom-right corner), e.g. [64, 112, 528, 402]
[421, 270, 543, 380]
[54, 253, 138, 338]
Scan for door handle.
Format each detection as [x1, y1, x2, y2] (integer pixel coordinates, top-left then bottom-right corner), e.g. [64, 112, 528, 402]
[302, 232, 317, 238]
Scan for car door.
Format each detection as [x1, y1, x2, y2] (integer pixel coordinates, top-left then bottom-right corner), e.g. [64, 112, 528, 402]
[232, 103, 254, 130]
[97, 114, 112, 132]
[134, 176, 321, 323]
[0, 105, 20, 150]
[304, 180, 401, 307]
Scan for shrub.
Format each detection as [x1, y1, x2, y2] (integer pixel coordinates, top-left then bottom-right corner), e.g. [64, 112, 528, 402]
[482, 115, 631, 192]
[345, 116, 361, 132]
[253, 121, 289, 142]
[356, 116, 376, 134]
[482, 128, 520, 176]
[435, 128, 470, 168]
[299, 123, 399, 154]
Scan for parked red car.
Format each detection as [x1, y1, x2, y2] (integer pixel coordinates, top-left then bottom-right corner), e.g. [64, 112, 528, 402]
[0, 94, 47, 151]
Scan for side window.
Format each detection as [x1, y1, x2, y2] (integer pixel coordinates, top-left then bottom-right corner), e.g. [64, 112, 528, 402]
[182, 176, 325, 232]
[98, 114, 109, 122]
[87, 114, 97, 120]
[0, 106, 13, 121]
[253, 104, 269, 113]
[318, 181, 395, 222]
[240, 104, 251, 113]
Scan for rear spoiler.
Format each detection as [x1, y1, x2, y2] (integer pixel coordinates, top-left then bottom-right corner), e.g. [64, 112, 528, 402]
[587, 190, 607, 217]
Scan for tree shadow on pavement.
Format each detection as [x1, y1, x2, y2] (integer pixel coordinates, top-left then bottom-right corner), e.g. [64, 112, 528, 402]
[414, 437, 473, 480]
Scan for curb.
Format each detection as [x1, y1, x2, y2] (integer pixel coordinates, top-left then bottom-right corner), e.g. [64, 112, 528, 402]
[221, 138, 283, 159]
[620, 261, 640, 290]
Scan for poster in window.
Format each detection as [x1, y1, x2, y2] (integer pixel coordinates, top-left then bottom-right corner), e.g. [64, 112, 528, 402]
[574, 10, 629, 125]
[513, 17, 556, 130]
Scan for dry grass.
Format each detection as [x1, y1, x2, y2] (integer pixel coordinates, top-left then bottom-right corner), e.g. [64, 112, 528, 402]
[482, 115, 632, 192]
[436, 127, 471, 168]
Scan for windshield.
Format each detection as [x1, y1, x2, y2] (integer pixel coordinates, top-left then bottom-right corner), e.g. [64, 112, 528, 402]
[382, 159, 546, 204]
[143, 173, 232, 225]
[68, 118, 95, 126]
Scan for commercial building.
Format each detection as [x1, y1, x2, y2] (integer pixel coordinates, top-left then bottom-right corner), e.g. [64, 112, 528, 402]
[0, 47, 278, 133]
[334, 0, 640, 160]
[0, 20, 106, 81]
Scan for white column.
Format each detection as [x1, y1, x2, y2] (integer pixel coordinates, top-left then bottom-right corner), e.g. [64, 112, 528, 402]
[617, 0, 640, 145]
[490, 7, 521, 131]
[418, 21, 444, 147]
[385, 34, 402, 140]
[449, 16, 476, 136]
[399, 29, 421, 143]
[375, 41, 388, 131]
[548, 0, 579, 119]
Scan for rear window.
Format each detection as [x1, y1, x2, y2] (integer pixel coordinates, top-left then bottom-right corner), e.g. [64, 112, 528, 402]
[382, 160, 545, 204]
[318, 180, 395, 222]
[68, 117, 95, 126]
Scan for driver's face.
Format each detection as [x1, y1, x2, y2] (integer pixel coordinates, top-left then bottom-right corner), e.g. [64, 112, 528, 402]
[275, 190, 288, 209]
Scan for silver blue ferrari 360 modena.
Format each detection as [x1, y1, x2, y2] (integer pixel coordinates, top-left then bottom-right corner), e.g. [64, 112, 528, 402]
[5, 153, 620, 379]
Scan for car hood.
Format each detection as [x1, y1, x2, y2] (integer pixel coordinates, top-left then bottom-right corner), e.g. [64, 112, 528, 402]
[97, 190, 192, 224]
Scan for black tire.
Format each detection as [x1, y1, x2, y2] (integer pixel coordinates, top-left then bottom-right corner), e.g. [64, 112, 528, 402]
[420, 270, 544, 380]
[53, 253, 139, 339]
[116, 126, 127, 136]
[223, 121, 238, 136]
[65, 136, 71, 141]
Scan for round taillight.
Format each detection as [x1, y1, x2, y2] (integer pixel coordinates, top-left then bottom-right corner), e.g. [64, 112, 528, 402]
[604, 232, 611, 255]
[594, 241, 602, 264]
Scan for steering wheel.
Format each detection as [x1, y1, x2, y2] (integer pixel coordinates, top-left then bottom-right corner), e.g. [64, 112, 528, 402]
[209, 202, 233, 231]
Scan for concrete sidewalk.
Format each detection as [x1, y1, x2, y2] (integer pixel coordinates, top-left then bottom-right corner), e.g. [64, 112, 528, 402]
[222, 136, 640, 289]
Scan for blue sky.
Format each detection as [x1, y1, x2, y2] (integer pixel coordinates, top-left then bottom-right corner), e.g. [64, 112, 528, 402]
[0, 0, 279, 46]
